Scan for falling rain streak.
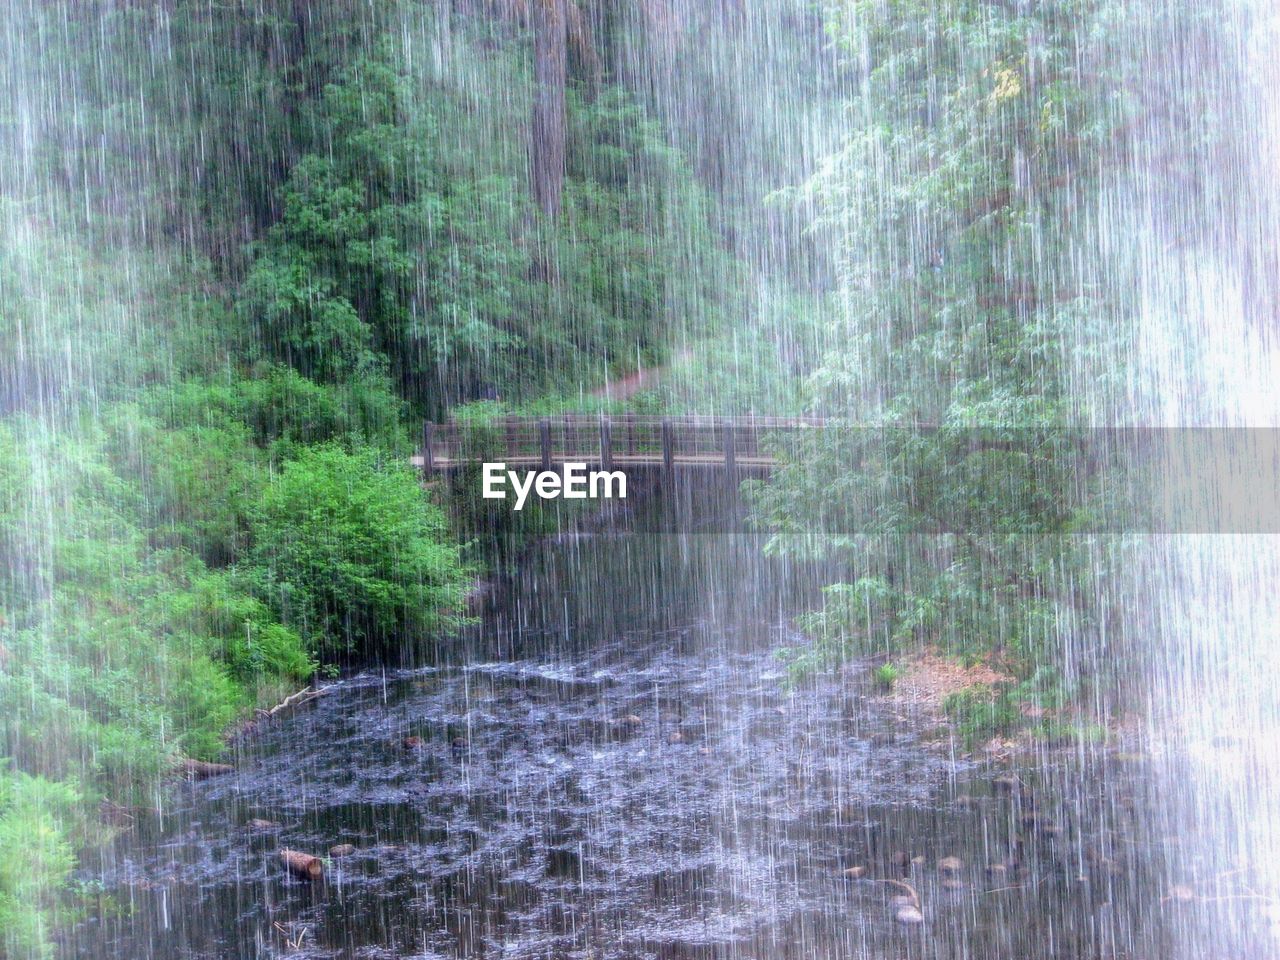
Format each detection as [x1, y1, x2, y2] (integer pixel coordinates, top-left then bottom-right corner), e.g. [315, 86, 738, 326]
[1, 1, 1278, 959]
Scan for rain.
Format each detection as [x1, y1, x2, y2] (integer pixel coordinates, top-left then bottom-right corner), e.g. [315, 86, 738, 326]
[1, 1, 1278, 958]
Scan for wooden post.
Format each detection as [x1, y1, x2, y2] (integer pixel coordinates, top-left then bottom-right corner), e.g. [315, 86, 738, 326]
[625, 413, 636, 457]
[599, 416, 613, 472]
[539, 418, 552, 472]
[662, 418, 674, 475]
[422, 422, 435, 476]
[723, 419, 737, 487]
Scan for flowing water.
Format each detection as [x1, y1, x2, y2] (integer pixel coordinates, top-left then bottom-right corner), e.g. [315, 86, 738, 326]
[70, 517, 1222, 960]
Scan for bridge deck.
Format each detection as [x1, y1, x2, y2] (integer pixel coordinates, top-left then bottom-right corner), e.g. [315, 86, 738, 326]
[418, 414, 824, 475]
[411, 453, 781, 470]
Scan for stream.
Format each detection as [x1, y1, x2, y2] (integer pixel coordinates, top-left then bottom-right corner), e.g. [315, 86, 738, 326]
[71, 524, 1222, 959]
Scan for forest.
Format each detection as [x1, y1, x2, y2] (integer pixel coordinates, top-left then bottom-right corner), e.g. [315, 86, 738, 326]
[1, 1, 1274, 958]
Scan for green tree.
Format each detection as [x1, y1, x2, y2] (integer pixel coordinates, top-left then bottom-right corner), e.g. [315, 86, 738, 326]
[752, 0, 1141, 682]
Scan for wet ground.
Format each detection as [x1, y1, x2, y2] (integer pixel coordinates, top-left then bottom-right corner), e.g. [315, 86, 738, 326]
[69, 530, 1227, 959]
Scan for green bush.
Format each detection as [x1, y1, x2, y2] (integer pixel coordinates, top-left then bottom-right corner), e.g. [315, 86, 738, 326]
[147, 368, 408, 458]
[248, 444, 470, 659]
[0, 771, 87, 960]
[874, 662, 903, 692]
[943, 686, 1024, 747]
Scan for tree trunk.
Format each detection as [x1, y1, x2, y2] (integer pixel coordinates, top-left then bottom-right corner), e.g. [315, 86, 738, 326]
[531, 0, 567, 219]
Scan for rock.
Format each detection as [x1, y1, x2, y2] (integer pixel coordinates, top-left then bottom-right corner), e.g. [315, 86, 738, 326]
[609, 716, 644, 738]
[1022, 814, 1063, 837]
[938, 856, 964, 874]
[402, 736, 424, 750]
[667, 731, 685, 744]
[247, 818, 280, 831]
[895, 905, 925, 924]
[328, 844, 357, 858]
[547, 847, 581, 876]
[451, 736, 468, 760]
[890, 850, 912, 869]
[842, 865, 868, 880]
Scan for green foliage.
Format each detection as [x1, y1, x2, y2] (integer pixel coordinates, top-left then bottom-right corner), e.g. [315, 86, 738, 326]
[943, 686, 1025, 747]
[248, 445, 470, 659]
[755, 0, 1142, 682]
[0, 771, 89, 960]
[0, 2, 762, 952]
[943, 667, 1101, 748]
[873, 662, 902, 692]
[237, 37, 738, 414]
[149, 367, 408, 457]
[0, 407, 312, 954]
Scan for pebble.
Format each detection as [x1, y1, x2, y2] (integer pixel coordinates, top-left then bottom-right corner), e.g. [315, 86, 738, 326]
[895, 905, 925, 924]
[329, 844, 357, 858]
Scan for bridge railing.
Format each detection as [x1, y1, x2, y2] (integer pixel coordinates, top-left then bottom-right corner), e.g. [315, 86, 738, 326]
[419, 414, 825, 474]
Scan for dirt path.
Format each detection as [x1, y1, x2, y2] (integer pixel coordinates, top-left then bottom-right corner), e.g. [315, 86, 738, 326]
[589, 350, 690, 401]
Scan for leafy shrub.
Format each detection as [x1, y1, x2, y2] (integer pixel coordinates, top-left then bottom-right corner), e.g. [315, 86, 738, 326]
[148, 368, 408, 457]
[248, 444, 470, 659]
[874, 662, 903, 691]
[943, 686, 1025, 747]
[0, 771, 86, 959]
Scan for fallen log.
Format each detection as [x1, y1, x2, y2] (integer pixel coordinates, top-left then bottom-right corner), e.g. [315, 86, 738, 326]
[180, 759, 235, 780]
[279, 849, 324, 882]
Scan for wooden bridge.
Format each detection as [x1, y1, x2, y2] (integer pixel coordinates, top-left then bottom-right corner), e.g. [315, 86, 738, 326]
[414, 414, 826, 476]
